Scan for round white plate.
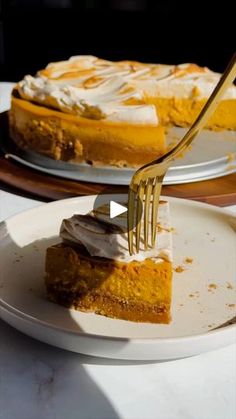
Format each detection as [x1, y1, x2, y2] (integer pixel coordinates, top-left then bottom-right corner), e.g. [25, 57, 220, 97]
[0, 195, 235, 360]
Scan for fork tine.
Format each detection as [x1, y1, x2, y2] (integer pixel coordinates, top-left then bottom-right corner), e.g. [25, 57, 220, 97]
[144, 178, 153, 250]
[136, 180, 145, 252]
[128, 187, 136, 255]
[151, 176, 163, 247]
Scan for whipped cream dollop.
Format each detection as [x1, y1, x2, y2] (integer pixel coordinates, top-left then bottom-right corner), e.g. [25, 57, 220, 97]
[17, 55, 236, 125]
[60, 201, 172, 263]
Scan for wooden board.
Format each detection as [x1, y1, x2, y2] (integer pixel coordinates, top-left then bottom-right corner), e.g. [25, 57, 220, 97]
[0, 156, 236, 206]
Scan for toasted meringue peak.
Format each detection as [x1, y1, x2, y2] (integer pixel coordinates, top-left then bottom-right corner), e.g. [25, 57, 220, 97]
[17, 55, 236, 126]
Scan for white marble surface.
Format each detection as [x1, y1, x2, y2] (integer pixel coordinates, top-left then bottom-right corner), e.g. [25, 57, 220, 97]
[0, 190, 236, 419]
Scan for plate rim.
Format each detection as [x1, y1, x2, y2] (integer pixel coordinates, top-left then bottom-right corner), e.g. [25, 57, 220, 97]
[1, 193, 234, 221]
[1, 292, 235, 344]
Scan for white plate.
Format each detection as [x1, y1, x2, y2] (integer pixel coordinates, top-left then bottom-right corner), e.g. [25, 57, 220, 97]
[0, 195, 236, 360]
[1, 82, 236, 185]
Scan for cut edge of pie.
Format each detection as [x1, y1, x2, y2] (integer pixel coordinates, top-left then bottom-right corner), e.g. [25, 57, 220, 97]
[9, 93, 166, 167]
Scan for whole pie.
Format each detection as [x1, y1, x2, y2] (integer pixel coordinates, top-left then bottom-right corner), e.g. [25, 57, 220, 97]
[9, 56, 236, 167]
[45, 201, 173, 323]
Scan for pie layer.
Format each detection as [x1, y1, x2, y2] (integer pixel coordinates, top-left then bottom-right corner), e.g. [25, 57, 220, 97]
[9, 55, 236, 167]
[45, 243, 172, 323]
[9, 94, 165, 167]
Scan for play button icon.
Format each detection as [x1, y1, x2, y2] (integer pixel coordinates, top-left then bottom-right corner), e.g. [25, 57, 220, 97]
[92, 188, 142, 233]
[110, 201, 127, 219]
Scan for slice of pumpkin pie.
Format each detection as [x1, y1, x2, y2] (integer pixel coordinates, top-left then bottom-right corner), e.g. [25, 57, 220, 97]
[45, 200, 173, 323]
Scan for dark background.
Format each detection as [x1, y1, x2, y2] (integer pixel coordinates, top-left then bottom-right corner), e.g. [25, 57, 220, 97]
[0, 0, 235, 81]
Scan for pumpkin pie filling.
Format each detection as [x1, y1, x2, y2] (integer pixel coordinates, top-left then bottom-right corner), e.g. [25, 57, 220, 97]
[9, 94, 165, 167]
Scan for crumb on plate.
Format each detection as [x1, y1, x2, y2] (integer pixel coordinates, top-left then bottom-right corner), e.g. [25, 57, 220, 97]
[184, 257, 193, 264]
[174, 265, 185, 273]
[208, 283, 217, 290]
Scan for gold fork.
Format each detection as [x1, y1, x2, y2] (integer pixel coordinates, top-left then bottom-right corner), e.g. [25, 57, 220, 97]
[128, 53, 236, 255]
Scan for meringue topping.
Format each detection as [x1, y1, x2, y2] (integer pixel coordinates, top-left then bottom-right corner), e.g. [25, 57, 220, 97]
[17, 55, 236, 126]
[18, 73, 158, 125]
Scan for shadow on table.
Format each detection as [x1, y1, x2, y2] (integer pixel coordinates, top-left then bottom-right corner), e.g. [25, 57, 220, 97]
[0, 319, 120, 419]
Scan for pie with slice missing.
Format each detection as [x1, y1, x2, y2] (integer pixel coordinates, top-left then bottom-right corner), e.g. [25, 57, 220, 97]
[9, 56, 236, 168]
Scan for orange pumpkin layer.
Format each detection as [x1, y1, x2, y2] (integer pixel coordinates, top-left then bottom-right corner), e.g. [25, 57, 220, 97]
[45, 243, 172, 324]
[9, 95, 166, 167]
[148, 97, 236, 130]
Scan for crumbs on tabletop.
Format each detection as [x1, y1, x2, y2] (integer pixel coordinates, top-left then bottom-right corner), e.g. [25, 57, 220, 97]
[226, 303, 235, 308]
[174, 257, 193, 273]
[226, 282, 234, 290]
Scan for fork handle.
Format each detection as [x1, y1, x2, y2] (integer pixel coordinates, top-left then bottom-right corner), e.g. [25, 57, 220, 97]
[163, 52, 236, 164]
